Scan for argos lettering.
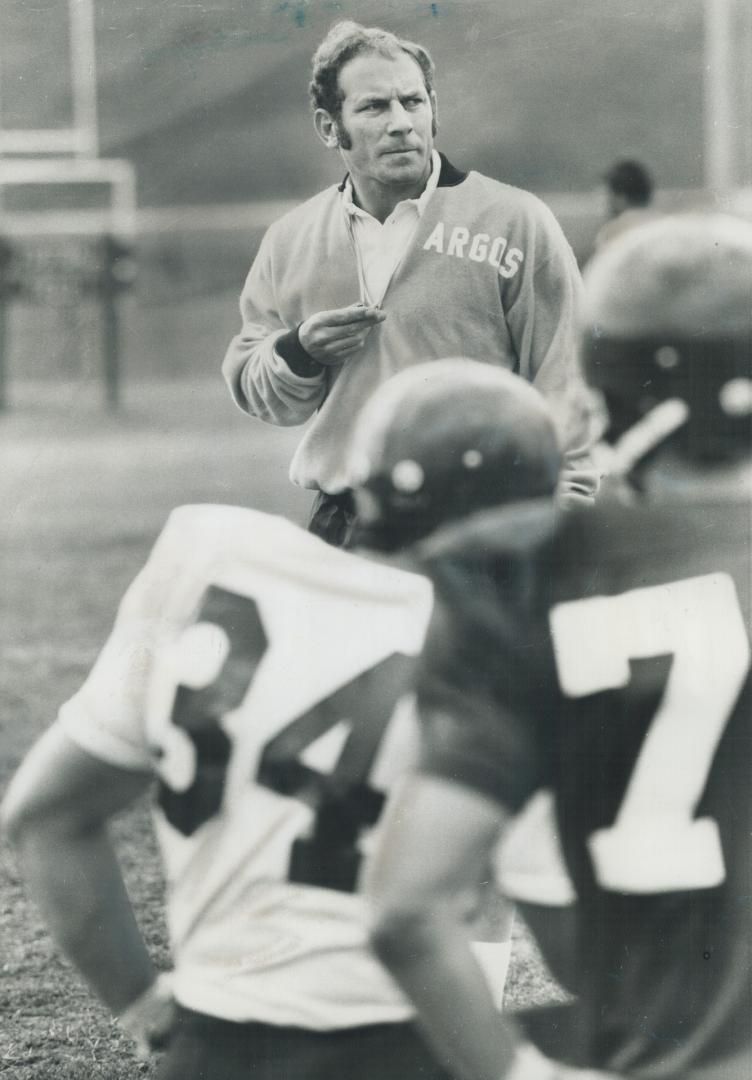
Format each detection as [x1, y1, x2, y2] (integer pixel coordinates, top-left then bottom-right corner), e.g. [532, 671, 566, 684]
[422, 222, 524, 279]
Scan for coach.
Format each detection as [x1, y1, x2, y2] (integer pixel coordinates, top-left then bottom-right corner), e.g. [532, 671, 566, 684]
[223, 20, 599, 545]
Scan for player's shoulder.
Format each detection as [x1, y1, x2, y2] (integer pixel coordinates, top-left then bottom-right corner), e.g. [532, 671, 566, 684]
[417, 497, 560, 567]
[157, 502, 297, 546]
[118, 504, 300, 620]
[414, 499, 561, 645]
[126, 503, 431, 623]
[147, 503, 303, 573]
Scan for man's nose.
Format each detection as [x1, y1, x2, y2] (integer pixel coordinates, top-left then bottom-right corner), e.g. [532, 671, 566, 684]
[385, 101, 413, 134]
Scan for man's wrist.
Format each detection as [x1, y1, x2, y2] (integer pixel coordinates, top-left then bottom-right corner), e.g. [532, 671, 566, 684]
[275, 327, 324, 377]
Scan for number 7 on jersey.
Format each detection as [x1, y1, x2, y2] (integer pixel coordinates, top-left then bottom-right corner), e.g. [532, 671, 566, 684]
[550, 573, 750, 893]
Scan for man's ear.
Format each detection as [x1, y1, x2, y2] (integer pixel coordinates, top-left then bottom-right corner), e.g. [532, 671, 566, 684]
[314, 108, 340, 149]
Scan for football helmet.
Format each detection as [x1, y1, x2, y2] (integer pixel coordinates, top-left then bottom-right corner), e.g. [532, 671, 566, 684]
[346, 359, 562, 551]
[582, 213, 752, 464]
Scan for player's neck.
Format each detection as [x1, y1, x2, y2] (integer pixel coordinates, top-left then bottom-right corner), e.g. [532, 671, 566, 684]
[641, 454, 752, 501]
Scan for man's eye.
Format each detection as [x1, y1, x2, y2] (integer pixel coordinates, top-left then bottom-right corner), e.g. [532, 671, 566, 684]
[404, 97, 423, 108]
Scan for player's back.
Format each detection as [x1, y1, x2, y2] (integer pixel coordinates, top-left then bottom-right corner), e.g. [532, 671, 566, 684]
[58, 504, 433, 1029]
[420, 491, 751, 1078]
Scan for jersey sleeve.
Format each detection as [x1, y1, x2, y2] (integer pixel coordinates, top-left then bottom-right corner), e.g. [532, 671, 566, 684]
[222, 225, 326, 426]
[57, 580, 159, 771]
[56, 503, 255, 772]
[415, 593, 546, 813]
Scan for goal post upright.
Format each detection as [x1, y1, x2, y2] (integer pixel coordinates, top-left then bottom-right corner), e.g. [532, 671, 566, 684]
[704, 0, 734, 194]
[0, 0, 136, 411]
[0, 0, 98, 159]
[69, 0, 99, 159]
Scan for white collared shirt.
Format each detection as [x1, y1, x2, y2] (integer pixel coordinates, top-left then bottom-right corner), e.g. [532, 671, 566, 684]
[342, 149, 441, 307]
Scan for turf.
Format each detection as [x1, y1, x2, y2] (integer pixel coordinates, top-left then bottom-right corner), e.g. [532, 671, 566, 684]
[0, 378, 560, 1078]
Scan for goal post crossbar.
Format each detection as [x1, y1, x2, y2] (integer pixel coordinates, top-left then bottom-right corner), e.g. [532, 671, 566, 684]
[0, 0, 98, 160]
[0, 158, 136, 236]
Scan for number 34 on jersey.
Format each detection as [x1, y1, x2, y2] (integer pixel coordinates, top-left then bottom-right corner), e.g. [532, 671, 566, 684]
[141, 506, 433, 894]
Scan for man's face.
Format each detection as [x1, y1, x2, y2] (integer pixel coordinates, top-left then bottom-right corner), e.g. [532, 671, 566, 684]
[335, 51, 436, 194]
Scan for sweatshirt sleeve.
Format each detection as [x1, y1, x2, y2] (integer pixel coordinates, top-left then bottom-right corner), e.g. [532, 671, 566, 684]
[503, 203, 603, 502]
[222, 226, 327, 427]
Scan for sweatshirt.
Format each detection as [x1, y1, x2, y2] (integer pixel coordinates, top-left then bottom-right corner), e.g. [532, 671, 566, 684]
[223, 156, 599, 498]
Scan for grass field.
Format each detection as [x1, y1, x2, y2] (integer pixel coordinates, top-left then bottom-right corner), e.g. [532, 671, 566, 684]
[0, 378, 558, 1079]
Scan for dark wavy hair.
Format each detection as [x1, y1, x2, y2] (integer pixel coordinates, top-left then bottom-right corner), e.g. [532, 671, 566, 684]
[309, 20, 436, 125]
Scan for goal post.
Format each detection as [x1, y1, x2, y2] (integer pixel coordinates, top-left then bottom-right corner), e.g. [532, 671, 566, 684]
[0, 162, 137, 412]
[0, 0, 137, 410]
[0, 0, 98, 158]
[0, 158, 136, 237]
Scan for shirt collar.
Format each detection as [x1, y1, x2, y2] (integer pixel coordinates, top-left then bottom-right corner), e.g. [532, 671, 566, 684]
[341, 149, 441, 220]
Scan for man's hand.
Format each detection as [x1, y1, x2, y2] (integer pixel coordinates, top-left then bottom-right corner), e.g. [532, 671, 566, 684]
[299, 303, 386, 365]
[118, 973, 178, 1060]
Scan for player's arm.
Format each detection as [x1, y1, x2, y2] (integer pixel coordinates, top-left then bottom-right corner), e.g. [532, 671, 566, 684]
[367, 768, 564, 1080]
[366, 593, 562, 1080]
[1, 724, 171, 1037]
[366, 768, 521, 1080]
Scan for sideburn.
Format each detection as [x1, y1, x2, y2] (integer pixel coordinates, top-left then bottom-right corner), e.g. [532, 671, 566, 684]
[334, 117, 352, 151]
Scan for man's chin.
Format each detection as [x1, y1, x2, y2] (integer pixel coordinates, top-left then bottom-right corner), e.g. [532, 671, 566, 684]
[379, 154, 428, 183]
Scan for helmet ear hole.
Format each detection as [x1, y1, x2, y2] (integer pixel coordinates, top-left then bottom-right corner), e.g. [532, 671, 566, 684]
[654, 346, 680, 371]
[391, 460, 425, 494]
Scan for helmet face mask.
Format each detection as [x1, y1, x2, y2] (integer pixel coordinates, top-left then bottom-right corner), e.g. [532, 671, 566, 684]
[581, 214, 752, 468]
[347, 359, 562, 552]
[583, 331, 752, 463]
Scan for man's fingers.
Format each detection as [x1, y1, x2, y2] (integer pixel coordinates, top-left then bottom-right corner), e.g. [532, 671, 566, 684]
[321, 343, 364, 363]
[316, 339, 366, 366]
[299, 306, 384, 358]
[317, 323, 368, 345]
[330, 331, 370, 353]
[328, 326, 373, 347]
[310, 322, 374, 352]
[320, 305, 386, 327]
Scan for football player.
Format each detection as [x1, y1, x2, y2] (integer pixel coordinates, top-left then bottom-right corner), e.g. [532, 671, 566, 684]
[1, 360, 561, 1080]
[366, 213, 752, 1080]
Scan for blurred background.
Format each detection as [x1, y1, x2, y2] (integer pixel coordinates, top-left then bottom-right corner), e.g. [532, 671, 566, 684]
[0, 9, 750, 1074]
[0, 0, 750, 395]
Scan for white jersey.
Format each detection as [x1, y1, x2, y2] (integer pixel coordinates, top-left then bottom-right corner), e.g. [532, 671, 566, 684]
[58, 505, 433, 1029]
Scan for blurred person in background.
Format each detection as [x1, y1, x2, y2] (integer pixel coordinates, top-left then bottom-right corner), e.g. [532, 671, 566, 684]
[223, 19, 600, 547]
[2, 360, 563, 1079]
[594, 159, 659, 251]
[367, 215, 752, 1080]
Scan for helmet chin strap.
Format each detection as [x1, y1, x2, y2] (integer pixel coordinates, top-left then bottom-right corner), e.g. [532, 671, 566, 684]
[608, 398, 691, 479]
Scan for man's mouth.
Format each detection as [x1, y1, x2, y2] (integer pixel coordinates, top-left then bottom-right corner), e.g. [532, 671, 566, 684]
[383, 148, 418, 155]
